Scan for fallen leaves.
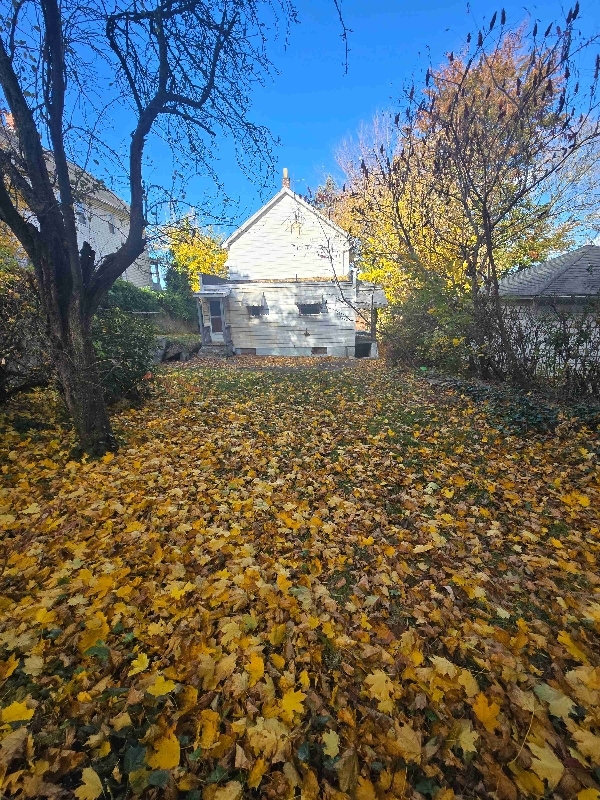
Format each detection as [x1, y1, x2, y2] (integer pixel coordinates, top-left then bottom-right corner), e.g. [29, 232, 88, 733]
[0, 360, 599, 798]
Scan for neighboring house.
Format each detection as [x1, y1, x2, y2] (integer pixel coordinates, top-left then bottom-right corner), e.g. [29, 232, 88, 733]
[498, 244, 600, 306]
[1, 114, 158, 290]
[195, 169, 387, 357]
[69, 164, 159, 290]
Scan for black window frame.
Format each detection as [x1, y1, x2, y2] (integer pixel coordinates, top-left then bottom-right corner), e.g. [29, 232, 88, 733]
[297, 302, 324, 316]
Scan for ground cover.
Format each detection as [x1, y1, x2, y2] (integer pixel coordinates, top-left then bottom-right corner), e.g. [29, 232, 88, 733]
[0, 358, 599, 800]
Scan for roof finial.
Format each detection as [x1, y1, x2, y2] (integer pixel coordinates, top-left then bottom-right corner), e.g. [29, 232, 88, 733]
[282, 167, 290, 189]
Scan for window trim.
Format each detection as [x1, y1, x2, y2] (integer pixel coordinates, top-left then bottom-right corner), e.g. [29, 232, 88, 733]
[297, 302, 324, 316]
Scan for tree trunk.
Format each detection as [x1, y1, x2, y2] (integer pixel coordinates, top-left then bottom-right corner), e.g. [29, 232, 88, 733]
[50, 311, 116, 457]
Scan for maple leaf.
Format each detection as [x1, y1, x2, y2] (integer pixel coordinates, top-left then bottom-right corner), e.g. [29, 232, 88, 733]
[472, 693, 501, 732]
[528, 742, 564, 789]
[146, 674, 176, 697]
[573, 730, 600, 764]
[128, 652, 150, 676]
[244, 652, 265, 687]
[280, 688, 306, 722]
[79, 612, 110, 654]
[322, 730, 340, 757]
[1, 699, 35, 723]
[557, 631, 589, 663]
[146, 730, 181, 769]
[364, 670, 394, 713]
[74, 767, 103, 800]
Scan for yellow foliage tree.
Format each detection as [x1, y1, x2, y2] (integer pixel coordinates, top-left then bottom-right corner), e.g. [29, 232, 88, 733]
[165, 219, 228, 291]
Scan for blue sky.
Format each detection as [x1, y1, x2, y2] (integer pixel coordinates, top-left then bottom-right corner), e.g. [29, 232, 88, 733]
[141, 0, 600, 232]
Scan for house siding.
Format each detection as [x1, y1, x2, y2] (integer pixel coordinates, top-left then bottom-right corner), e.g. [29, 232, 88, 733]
[76, 201, 155, 289]
[200, 282, 357, 356]
[226, 192, 349, 281]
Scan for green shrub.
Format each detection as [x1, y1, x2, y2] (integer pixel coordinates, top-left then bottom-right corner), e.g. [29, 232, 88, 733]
[104, 279, 197, 322]
[382, 279, 473, 374]
[92, 309, 155, 404]
[104, 280, 162, 312]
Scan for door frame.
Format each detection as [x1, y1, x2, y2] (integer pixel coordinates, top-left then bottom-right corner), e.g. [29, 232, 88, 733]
[208, 298, 225, 343]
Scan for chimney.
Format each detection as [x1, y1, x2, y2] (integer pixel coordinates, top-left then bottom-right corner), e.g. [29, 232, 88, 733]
[282, 167, 290, 189]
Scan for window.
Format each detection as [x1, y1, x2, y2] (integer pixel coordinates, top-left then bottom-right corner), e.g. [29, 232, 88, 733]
[75, 204, 86, 224]
[298, 303, 323, 316]
[108, 216, 115, 234]
[240, 348, 257, 355]
[311, 347, 327, 355]
[248, 305, 265, 317]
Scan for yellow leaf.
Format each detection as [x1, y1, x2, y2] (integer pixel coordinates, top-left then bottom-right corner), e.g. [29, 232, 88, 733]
[146, 674, 176, 697]
[79, 612, 109, 654]
[528, 743, 564, 789]
[558, 631, 589, 664]
[74, 767, 103, 800]
[22, 655, 44, 677]
[299, 669, 310, 689]
[247, 757, 267, 789]
[472, 693, 501, 732]
[244, 653, 264, 688]
[573, 730, 600, 765]
[270, 653, 285, 670]
[355, 776, 377, 800]
[110, 711, 132, 731]
[364, 670, 394, 713]
[578, 790, 600, 800]
[458, 669, 479, 698]
[393, 724, 421, 763]
[214, 652, 237, 683]
[213, 780, 243, 800]
[276, 573, 292, 593]
[146, 730, 180, 769]
[268, 623, 287, 646]
[1, 699, 34, 723]
[279, 689, 306, 722]
[322, 730, 340, 758]
[198, 709, 220, 749]
[128, 652, 149, 677]
[457, 721, 478, 754]
[96, 740, 111, 758]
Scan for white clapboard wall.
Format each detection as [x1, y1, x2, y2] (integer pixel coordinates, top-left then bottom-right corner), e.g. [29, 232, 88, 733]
[224, 190, 350, 282]
[226, 282, 356, 357]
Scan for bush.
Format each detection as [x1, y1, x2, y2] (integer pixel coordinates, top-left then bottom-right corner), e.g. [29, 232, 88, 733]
[104, 279, 197, 322]
[92, 309, 156, 404]
[0, 258, 51, 400]
[382, 280, 473, 374]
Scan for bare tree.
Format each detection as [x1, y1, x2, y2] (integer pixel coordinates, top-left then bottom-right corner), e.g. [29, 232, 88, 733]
[0, 0, 296, 454]
[339, 9, 600, 380]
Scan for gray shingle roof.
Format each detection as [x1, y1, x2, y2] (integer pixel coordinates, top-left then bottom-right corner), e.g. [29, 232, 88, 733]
[498, 245, 600, 298]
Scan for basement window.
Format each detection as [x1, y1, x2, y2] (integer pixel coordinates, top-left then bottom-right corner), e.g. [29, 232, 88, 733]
[248, 305, 265, 317]
[298, 303, 323, 316]
[311, 347, 327, 355]
[240, 348, 257, 355]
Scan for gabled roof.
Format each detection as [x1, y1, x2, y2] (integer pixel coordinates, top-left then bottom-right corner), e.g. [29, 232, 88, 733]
[222, 187, 349, 249]
[498, 245, 600, 298]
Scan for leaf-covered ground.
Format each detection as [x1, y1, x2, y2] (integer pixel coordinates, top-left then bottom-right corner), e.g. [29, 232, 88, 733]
[1, 359, 599, 800]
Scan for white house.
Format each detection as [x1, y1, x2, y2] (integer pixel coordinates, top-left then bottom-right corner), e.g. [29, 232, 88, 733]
[195, 169, 387, 357]
[0, 115, 157, 290]
[69, 164, 159, 290]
